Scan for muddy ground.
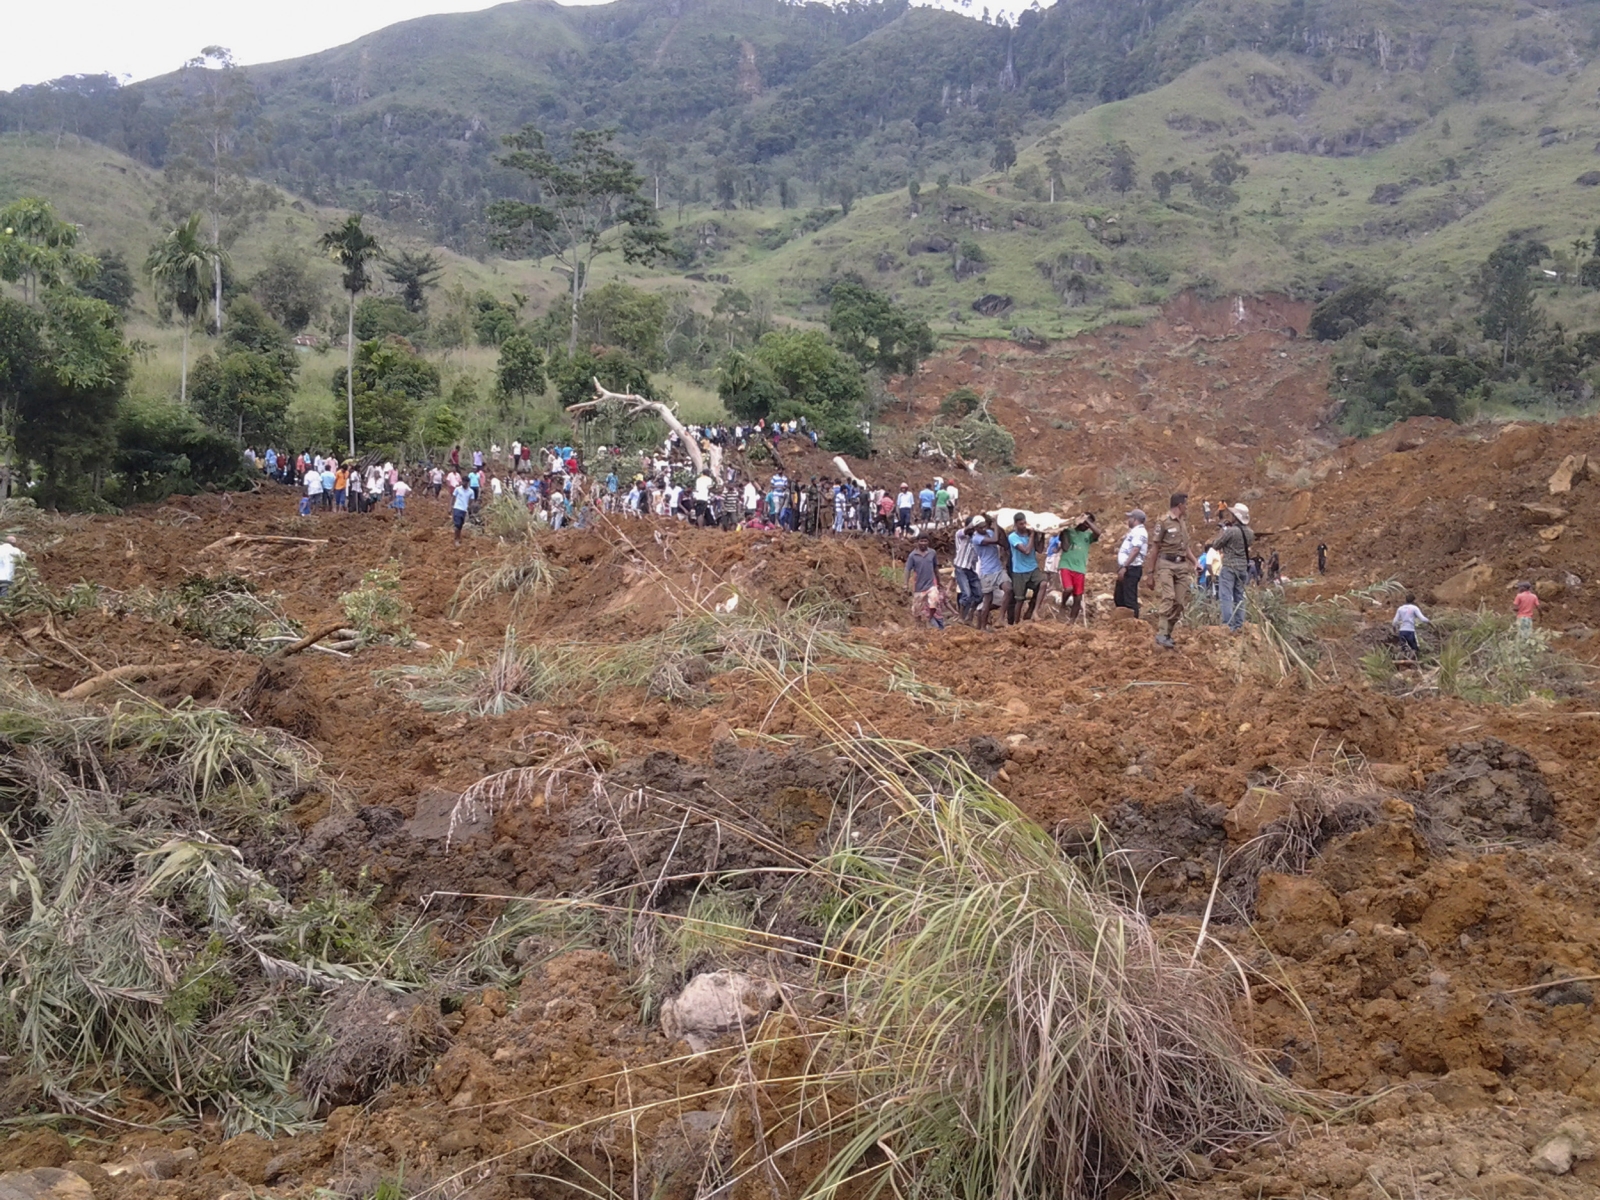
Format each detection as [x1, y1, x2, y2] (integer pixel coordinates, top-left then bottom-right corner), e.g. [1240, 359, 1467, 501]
[5, 294, 1600, 1199]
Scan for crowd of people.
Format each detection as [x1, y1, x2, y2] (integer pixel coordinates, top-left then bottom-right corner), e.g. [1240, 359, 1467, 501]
[242, 439, 1544, 657]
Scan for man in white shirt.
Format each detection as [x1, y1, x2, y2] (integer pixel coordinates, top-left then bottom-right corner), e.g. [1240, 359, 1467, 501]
[692, 471, 714, 526]
[1115, 509, 1148, 617]
[0, 536, 25, 597]
[391, 477, 411, 512]
[665, 481, 684, 519]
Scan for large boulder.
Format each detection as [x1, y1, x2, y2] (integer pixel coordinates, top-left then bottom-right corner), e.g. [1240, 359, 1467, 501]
[661, 971, 781, 1053]
[1432, 564, 1494, 606]
[1421, 740, 1557, 843]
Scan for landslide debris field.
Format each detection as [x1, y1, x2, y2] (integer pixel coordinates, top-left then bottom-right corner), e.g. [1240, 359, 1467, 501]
[9, 313, 1600, 1199]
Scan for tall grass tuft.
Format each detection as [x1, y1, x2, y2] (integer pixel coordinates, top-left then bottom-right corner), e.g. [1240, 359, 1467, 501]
[450, 542, 564, 615]
[377, 626, 554, 715]
[806, 746, 1298, 1200]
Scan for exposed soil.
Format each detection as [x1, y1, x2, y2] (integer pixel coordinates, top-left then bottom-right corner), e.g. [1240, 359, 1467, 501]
[6, 292, 1600, 1198]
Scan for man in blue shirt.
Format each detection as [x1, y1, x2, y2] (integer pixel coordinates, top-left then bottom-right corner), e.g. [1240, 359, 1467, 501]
[1007, 512, 1046, 624]
[971, 515, 1008, 632]
[917, 485, 936, 526]
[451, 481, 473, 545]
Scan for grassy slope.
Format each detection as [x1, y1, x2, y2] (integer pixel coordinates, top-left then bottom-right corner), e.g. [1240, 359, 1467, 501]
[739, 3, 1600, 338]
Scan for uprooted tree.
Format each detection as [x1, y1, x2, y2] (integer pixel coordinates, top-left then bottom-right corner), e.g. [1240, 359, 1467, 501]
[567, 378, 717, 477]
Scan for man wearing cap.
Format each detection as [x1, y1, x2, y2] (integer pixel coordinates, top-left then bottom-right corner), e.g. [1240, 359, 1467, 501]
[1210, 503, 1254, 634]
[1115, 510, 1148, 616]
[1144, 493, 1193, 649]
[896, 484, 914, 537]
[971, 515, 1007, 631]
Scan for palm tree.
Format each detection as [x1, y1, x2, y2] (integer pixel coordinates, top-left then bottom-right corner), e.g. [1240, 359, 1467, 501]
[319, 214, 381, 456]
[145, 214, 220, 404]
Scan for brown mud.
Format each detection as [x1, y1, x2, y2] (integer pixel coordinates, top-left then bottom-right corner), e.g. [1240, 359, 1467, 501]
[6, 293, 1600, 1198]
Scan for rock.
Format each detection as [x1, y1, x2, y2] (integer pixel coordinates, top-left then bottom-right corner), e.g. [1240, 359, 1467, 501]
[661, 971, 781, 1053]
[1002, 698, 1030, 717]
[1433, 564, 1494, 605]
[1368, 762, 1418, 791]
[1255, 874, 1342, 958]
[1530, 1134, 1575, 1175]
[436, 1126, 482, 1156]
[0, 1170, 94, 1200]
[1518, 502, 1568, 525]
[1535, 579, 1564, 600]
[1534, 975, 1594, 1007]
[102, 1148, 195, 1181]
[971, 293, 1014, 317]
[1223, 787, 1293, 843]
[1548, 453, 1590, 494]
[1420, 740, 1558, 843]
[1107, 605, 1136, 622]
[1539, 524, 1566, 542]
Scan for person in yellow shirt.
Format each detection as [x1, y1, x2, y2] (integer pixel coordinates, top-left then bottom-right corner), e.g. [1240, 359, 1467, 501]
[333, 466, 349, 511]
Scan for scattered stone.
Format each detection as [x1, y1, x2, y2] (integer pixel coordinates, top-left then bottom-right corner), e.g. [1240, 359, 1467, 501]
[1002, 697, 1031, 717]
[102, 1148, 196, 1181]
[1548, 453, 1590, 494]
[1534, 579, 1564, 600]
[971, 293, 1014, 317]
[1534, 974, 1594, 1007]
[0, 1171, 92, 1200]
[1518, 502, 1567, 525]
[661, 971, 781, 1053]
[1530, 1133, 1575, 1175]
[1538, 524, 1566, 542]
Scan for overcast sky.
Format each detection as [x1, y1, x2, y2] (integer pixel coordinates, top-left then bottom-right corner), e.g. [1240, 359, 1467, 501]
[2, 0, 1019, 93]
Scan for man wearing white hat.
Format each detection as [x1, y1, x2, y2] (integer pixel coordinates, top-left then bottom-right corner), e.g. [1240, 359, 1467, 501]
[1211, 502, 1254, 634]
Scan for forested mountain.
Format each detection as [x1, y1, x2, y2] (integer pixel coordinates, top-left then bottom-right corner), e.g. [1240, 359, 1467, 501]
[0, 0, 1332, 248]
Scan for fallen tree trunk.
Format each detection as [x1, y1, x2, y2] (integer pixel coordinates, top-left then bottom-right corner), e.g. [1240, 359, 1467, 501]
[568, 380, 706, 475]
[202, 533, 330, 554]
[273, 618, 351, 659]
[61, 660, 203, 701]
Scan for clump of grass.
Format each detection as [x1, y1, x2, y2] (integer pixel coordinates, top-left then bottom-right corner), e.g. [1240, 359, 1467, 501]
[340, 560, 414, 646]
[117, 574, 303, 651]
[377, 626, 553, 715]
[1428, 609, 1588, 703]
[481, 492, 537, 540]
[806, 747, 1300, 1199]
[0, 574, 101, 618]
[450, 542, 565, 615]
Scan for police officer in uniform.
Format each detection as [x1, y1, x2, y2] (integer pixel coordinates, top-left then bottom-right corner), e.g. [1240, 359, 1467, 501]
[1144, 492, 1194, 650]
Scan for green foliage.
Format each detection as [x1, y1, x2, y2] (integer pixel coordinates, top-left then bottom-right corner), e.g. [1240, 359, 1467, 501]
[1477, 239, 1548, 365]
[916, 409, 1015, 465]
[1106, 141, 1137, 194]
[332, 339, 440, 450]
[0, 198, 94, 301]
[489, 127, 666, 348]
[384, 248, 444, 313]
[188, 349, 292, 446]
[549, 345, 658, 408]
[11, 289, 130, 507]
[145, 213, 218, 326]
[78, 249, 136, 311]
[1331, 326, 1487, 433]
[939, 386, 982, 417]
[577, 282, 668, 367]
[496, 332, 547, 406]
[1309, 282, 1389, 343]
[991, 136, 1017, 176]
[355, 296, 423, 342]
[471, 291, 520, 347]
[718, 329, 867, 449]
[318, 213, 382, 300]
[340, 560, 413, 646]
[111, 395, 249, 504]
[418, 402, 464, 452]
[248, 245, 324, 334]
[826, 281, 936, 377]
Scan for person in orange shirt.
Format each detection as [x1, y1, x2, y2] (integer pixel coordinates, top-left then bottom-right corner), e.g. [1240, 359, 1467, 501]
[333, 465, 349, 511]
[1512, 581, 1540, 638]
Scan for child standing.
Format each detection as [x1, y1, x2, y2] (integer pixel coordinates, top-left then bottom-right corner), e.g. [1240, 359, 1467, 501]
[1392, 593, 1429, 658]
[1513, 582, 1540, 637]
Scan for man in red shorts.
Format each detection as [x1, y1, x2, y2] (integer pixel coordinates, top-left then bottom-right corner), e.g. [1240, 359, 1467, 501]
[1054, 512, 1100, 621]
